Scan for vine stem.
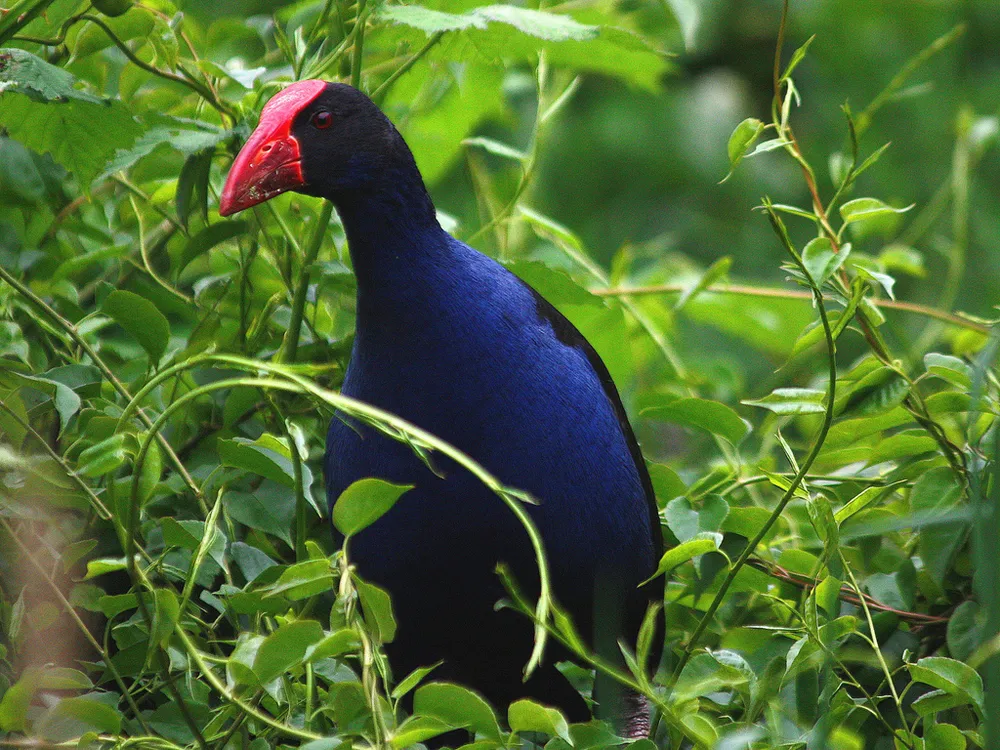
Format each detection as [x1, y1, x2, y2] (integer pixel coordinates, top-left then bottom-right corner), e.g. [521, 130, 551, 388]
[118, 355, 556, 678]
[0, 263, 206, 510]
[667, 202, 839, 689]
[371, 31, 444, 101]
[592, 281, 990, 333]
[281, 201, 334, 363]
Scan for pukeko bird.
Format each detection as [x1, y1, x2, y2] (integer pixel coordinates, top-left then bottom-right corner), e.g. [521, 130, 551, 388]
[219, 80, 663, 736]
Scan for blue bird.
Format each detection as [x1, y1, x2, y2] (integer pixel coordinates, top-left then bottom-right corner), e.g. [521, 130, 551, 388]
[220, 81, 663, 737]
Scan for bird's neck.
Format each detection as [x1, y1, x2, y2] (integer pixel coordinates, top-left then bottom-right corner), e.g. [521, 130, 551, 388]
[330, 172, 451, 313]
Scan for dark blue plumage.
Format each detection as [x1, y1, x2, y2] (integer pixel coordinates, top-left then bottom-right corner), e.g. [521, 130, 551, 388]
[220, 81, 662, 733]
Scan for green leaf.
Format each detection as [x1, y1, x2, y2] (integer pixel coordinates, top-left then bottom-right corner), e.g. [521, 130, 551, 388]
[911, 689, 969, 717]
[176, 148, 213, 228]
[675, 256, 731, 311]
[179, 220, 248, 273]
[20, 373, 82, 431]
[77, 433, 127, 477]
[839, 197, 914, 224]
[801, 237, 849, 286]
[0, 667, 41, 731]
[647, 532, 721, 581]
[0, 93, 142, 186]
[34, 696, 122, 740]
[391, 716, 455, 749]
[413, 682, 503, 741]
[151, 587, 179, 648]
[923, 353, 972, 389]
[218, 436, 296, 487]
[378, 5, 486, 33]
[333, 478, 413, 538]
[782, 35, 816, 80]
[643, 397, 749, 444]
[724, 117, 765, 175]
[662, 0, 700, 49]
[923, 723, 966, 750]
[101, 290, 170, 363]
[508, 699, 572, 744]
[224, 487, 294, 545]
[946, 601, 985, 662]
[907, 656, 985, 717]
[355, 577, 397, 643]
[265, 559, 333, 601]
[664, 495, 728, 542]
[912, 467, 965, 586]
[391, 663, 442, 700]
[507, 261, 598, 307]
[836, 366, 909, 418]
[98, 120, 229, 183]
[304, 629, 362, 662]
[743, 387, 827, 415]
[471, 5, 596, 42]
[648, 463, 686, 506]
[0, 48, 102, 103]
[253, 620, 325, 685]
[673, 651, 750, 703]
[835, 484, 900, 525]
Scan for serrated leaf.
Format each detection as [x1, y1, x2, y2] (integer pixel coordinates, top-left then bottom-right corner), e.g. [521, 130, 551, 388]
[0, 48, 102, 103]
[0, 93, 141, 186]
[101, 290, 170, 363]
[98, 121, 228, 183]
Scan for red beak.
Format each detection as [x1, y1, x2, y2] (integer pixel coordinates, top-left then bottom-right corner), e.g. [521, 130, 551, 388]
[219, 80, 327, 216]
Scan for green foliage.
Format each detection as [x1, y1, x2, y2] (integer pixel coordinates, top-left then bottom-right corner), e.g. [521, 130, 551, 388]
[0, 0, 998, 749]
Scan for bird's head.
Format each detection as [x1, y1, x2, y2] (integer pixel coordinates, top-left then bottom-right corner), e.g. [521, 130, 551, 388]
[219, 80, 404, 216]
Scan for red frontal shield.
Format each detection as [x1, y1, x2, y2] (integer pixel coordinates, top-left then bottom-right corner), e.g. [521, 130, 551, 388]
[219, 80, 327, 216]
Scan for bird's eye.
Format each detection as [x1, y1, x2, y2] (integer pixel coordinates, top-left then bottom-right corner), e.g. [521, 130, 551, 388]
[311, 110, 333, 129]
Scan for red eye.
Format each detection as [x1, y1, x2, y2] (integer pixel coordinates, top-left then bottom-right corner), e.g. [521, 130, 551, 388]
[311, 110, 333, 129]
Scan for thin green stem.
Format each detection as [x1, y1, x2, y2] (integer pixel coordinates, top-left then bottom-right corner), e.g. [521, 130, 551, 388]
[669, 202, 839, 688]
[174, 625, 324, 742]
[0, 263, 206, 508]
[351, 0, 367, 89]
[591, 281, 991, 333]
[372, 31, 445, 101]
[282, 201, 333, 363]
[119, 356, 556, 676]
